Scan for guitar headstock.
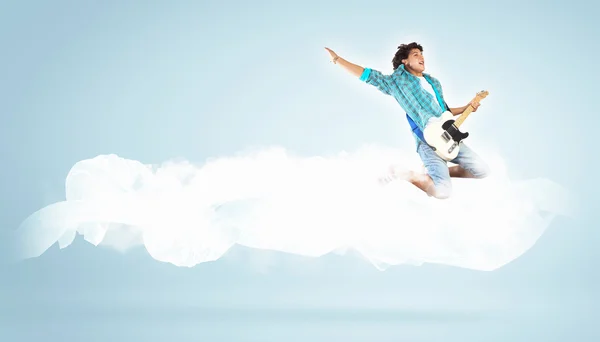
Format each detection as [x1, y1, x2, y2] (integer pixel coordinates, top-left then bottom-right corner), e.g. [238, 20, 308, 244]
[476, 90, 489, 99]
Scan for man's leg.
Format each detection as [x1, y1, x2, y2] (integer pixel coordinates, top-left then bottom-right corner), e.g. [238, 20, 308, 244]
[449, 143, 491, 179]
[409, 141, 453, 199]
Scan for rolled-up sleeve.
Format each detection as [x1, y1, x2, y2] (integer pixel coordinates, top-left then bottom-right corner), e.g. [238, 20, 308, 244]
[359, 68, 394, 96]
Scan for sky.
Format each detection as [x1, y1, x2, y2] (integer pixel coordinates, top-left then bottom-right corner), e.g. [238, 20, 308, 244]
[1, 0, 599, 341]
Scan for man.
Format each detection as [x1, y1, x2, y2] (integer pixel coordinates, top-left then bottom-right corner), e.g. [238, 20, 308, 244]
[324, 42, 490, 199]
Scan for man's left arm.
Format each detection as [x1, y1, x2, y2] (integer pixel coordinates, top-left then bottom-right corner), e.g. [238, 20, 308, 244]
[433, 78, 480, 115]
[448, 100, 479, 116]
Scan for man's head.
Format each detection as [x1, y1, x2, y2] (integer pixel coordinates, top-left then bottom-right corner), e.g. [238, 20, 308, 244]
[392, 42, 424, 74]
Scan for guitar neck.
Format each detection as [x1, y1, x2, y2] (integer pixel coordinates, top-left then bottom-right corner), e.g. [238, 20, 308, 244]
[453, 90, 488, 127]
[454, 106, 475, 127]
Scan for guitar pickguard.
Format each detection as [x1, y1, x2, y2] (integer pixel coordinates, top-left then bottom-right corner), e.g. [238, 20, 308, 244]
[441, 119, 469, 142]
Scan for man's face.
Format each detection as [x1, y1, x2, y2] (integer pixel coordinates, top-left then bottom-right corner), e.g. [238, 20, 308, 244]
[403, 48, 425, 73]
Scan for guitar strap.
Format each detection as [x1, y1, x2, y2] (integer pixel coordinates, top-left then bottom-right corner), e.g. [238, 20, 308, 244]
[405, 75, 448, 143]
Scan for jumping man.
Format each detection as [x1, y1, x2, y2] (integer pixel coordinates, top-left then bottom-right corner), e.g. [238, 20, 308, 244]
[324, 42, 490, 199]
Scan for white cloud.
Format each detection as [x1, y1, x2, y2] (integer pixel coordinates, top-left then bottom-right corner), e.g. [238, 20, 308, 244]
[12, 144, 574, 271]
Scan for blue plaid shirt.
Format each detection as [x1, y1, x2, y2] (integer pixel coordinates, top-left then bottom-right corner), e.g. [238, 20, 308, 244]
[359, 64, 449, 144]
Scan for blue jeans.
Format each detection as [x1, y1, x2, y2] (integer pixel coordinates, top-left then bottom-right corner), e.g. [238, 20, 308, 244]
[416, 141, 490, 198]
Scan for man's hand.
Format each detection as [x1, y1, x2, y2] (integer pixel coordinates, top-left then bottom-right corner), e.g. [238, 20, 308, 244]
[323, 47, 364, 77]
[324, 47, 339, 63]
[469, 99, 480, 112]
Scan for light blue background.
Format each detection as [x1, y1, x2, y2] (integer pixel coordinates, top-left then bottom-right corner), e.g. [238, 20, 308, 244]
[1, 0, 598, 341]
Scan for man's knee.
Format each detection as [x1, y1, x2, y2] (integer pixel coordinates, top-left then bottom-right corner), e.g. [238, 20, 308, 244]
[430, 181, 452, 199]
[472, 161, 491, 179]
[457, 144, 491, 179]
[432, 191, 451, 199]
[462, 157, 491, 179]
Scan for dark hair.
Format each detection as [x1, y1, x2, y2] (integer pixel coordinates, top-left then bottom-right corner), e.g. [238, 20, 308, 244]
[392, 42, 423, 70]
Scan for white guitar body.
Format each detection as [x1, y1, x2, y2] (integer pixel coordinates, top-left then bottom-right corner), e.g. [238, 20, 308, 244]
[422, 90, 489, 161]
[422, 111, 466, 161]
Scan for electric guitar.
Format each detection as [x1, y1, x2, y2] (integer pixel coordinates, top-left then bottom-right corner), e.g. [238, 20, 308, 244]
[422, 90, 489, 161]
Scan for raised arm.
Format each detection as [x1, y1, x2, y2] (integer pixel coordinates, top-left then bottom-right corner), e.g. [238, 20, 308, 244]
[324, 47, 364, 77]
[324, 47, 394, 96]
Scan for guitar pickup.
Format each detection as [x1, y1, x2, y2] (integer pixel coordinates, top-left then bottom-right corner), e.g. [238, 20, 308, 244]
[442, 132, 452, 142]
